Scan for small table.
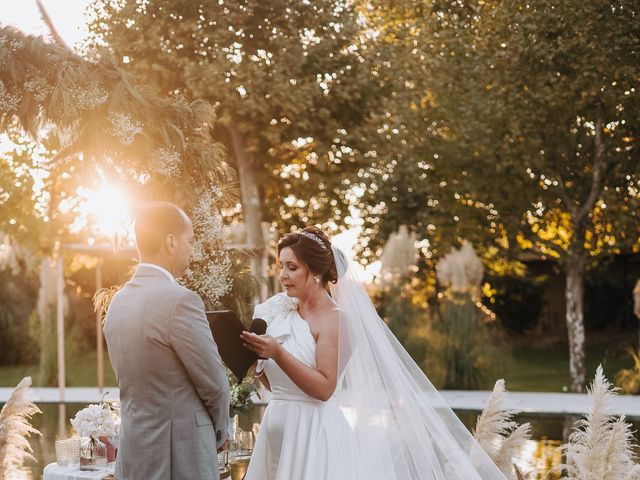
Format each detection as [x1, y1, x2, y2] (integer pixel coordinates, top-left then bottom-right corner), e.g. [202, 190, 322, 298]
[43, 463, 115, 480]
[45, 462, 236, 479]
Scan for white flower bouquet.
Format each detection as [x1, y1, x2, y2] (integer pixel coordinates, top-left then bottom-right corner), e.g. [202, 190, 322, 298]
[228, 370, 256, 412]
[70, 404, 117, 439]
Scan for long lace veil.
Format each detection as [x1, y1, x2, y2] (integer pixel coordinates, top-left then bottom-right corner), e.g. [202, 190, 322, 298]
[330, 246, 507, 480]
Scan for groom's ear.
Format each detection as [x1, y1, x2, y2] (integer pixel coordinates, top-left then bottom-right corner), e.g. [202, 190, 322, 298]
[164, 233, 177, 253]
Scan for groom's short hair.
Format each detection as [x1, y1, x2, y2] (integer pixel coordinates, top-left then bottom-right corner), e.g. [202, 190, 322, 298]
[134, 201, 190, 255]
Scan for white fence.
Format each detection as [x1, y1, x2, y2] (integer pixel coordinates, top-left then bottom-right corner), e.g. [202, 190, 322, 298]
[2, 387, 640, 418]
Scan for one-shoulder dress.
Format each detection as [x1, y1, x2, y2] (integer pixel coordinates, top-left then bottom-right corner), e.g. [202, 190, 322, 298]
[244, 293, 362, 480]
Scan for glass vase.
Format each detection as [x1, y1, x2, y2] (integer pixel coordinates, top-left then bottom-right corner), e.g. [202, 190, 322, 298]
[79, 436, 108, 471]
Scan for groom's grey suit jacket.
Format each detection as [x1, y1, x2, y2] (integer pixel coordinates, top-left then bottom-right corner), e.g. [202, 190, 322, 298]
[104, 265, 230, 480]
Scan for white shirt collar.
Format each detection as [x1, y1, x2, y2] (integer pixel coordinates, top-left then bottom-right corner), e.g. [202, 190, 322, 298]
[137, 263, 175, 282]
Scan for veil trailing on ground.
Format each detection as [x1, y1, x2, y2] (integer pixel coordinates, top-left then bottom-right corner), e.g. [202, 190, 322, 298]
[329, 246, 507, 480]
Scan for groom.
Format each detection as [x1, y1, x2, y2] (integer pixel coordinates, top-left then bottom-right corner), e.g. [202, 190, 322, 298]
[104, 201, 230, 480]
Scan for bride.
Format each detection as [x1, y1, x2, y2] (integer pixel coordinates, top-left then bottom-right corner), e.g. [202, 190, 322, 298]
[241, 226, 507, 480]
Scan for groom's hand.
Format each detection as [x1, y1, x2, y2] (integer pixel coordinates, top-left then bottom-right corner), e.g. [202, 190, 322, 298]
[217, 440, 228, 453]
[240, 332, 282, 360]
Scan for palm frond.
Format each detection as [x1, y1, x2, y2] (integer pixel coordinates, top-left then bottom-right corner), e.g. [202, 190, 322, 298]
[0, 377, 42, 479]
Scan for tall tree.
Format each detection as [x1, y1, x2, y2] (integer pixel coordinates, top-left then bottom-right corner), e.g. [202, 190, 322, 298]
[362, 0, 640, 391]
[353, 1, 497, 261]
[455, 0, 639, 392]
[88, 0, 387, 279]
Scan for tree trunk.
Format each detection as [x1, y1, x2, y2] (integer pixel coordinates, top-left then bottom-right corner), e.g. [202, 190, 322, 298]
[565, 252, 586, 392]
[560, 118, 606, 393]
[227, 123, 267, 301]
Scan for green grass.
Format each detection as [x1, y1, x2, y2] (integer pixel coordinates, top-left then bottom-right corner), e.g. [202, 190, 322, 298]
[498, 333, 631, 392]
[0, 351, 117, 388]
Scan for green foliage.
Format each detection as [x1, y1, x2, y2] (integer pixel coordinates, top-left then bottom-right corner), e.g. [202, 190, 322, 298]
[435, 292, 498, 390]
[0, 270, 38, 366]
[462, 0, 640, 262]
[87, 0, 387, 232]
[376, 279, 430, 370]
[354, 0, 495, 260]
[484, 274, 548, 334]
[359, 0, 640, 392]
[360, 0, 640, 261]
[0, 132, 55, 251]
[218, 251, 261, 325]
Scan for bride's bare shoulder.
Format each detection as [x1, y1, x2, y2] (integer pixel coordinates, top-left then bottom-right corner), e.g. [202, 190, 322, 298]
[316, 307, 340, 336]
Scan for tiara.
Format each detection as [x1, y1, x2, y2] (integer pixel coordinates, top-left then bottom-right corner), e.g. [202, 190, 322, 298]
[299, 231, 327, 250]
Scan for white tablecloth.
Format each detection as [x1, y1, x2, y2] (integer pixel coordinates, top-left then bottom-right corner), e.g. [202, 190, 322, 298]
[43, 463, 115, 480]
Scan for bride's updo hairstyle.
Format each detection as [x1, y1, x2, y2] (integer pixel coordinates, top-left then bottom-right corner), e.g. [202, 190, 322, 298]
[277, 226, 338, 285]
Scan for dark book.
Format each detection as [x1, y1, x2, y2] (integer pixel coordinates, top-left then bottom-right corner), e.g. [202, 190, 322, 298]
[205, 310, 267, 382]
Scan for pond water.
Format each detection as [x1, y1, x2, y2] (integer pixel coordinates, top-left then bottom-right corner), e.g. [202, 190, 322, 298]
[12, 403, 640, 479]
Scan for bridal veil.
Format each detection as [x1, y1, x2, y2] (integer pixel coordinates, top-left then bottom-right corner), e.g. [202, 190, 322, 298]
[330, 246, 507, 480]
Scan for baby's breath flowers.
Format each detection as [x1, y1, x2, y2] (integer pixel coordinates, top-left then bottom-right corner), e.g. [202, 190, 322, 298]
[182, 188, 233, 309]
[150, 146, 181, 177]
[108, 112, 143, 145]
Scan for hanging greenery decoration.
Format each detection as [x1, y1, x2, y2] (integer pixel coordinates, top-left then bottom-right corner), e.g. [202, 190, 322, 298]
[0, 25, 233, 204]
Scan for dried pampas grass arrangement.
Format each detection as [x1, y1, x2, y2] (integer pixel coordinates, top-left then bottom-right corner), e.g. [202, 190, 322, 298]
[436, 240, 484, 292]
[552, 365, 640, 480]
[475, 379, 532, 479]
[0, 377, 42, 479]
[93, 285, 122, 325]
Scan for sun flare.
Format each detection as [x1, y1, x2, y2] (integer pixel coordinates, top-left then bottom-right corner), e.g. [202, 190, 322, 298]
[66, 183, 133, 242]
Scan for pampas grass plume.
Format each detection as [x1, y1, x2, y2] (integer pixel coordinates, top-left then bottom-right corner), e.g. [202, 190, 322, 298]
[553, 365, 640, 480]
[0, 377, 42, 479]
[475, 379, 532, 479]
[436, 240, 484, 291]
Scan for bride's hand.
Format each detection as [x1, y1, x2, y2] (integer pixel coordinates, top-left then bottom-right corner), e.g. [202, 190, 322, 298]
[240, 332, 283, 360]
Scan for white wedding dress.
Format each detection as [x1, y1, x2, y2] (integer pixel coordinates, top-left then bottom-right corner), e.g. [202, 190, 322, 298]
[245, 293, 362, 480]
[244, 293, 362, 480]
[245, 247, 508, 480]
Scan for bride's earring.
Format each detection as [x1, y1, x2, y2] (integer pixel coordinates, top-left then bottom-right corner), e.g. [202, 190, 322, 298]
[314, 275, 320, 284]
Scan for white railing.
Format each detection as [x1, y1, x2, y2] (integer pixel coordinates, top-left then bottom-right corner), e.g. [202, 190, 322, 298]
[2, 387, 640, 418]
[0, 387, 119, 404]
